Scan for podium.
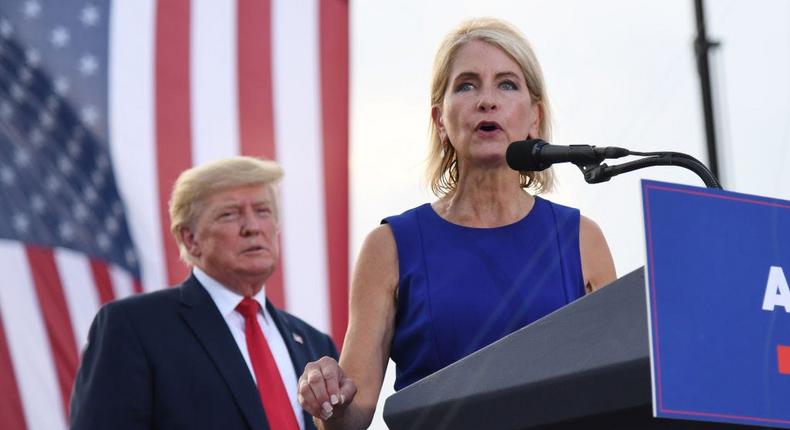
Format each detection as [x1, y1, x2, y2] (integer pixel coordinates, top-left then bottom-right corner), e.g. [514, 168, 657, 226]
[382, 268, 766, 429]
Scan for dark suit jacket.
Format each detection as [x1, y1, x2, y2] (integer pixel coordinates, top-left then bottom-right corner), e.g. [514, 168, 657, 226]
[70, 274, 338, 429]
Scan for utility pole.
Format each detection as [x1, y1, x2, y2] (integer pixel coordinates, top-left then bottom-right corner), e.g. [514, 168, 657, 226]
[693, 0, 721, 181]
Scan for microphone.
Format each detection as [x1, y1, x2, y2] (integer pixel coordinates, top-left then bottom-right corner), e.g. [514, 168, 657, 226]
[506, 139, 630, 171]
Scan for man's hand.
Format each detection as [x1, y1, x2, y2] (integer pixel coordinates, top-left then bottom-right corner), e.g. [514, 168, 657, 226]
[298, 356, 358, 421]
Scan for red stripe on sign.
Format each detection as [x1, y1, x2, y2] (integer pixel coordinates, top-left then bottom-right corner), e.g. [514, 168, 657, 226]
[25, 246, 79, 419]
[320, 0, 350, 345]
[779, 345, 790, 375]
[236, 0, 286, 309]
[0, 310, 27, 430]
[155, 0, 193, 287]
[90, 260, 115, 305]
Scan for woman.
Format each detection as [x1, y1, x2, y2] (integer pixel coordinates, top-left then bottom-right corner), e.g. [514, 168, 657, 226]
[298, 17, 616, 429]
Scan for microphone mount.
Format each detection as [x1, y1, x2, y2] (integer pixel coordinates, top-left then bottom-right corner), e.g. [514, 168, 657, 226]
[577, 150, 721, 189]
[507, 139, 722, 189]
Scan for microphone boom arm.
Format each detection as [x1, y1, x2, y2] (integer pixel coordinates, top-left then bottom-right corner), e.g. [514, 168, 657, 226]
[577, 152, 722, 189]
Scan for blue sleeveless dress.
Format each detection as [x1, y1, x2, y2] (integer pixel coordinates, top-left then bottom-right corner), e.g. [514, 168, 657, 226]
[384, 196, 584, 390]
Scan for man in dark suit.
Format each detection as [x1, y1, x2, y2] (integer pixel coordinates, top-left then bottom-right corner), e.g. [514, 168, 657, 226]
[70, 157, 338, 429]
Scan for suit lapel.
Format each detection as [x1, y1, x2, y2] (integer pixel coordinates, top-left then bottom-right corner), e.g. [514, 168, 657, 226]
[266, 301, 317, 430]
[266, 301, 312, 377]
[179, 276, 269, 430]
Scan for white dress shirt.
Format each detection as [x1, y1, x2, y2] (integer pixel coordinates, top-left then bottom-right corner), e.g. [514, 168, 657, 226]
[194, 267, 304, 430]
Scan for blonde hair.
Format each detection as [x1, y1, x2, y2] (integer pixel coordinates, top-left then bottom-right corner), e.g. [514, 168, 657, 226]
[428, 17, 555, 196]
[169, 156, 283, 264]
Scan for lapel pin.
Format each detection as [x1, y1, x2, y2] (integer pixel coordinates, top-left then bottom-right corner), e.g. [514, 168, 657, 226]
[292, 333, 304, 345]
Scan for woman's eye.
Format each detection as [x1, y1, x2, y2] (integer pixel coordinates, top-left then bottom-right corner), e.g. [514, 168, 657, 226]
[454, 82, 474, 92]
[499, 80, 518, 90]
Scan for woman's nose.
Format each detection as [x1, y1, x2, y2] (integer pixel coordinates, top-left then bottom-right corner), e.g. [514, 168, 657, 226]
[477, 89, 497, 111]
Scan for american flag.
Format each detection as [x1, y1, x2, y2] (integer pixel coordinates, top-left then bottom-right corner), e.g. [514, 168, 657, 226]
[0, 1, 349, 429]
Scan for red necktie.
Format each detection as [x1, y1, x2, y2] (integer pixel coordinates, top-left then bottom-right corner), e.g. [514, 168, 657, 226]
[236, 297, 300, 430]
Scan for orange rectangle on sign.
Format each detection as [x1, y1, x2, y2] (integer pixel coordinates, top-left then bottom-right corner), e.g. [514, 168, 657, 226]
[779, 345, 790, 375]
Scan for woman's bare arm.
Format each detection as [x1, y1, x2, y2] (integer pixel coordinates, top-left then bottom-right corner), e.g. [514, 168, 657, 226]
[579, 215, 616, 293]
[300, 224, 399, 429]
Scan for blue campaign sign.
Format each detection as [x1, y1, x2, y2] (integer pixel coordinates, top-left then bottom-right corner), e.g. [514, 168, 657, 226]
[642, 180, 790, 428]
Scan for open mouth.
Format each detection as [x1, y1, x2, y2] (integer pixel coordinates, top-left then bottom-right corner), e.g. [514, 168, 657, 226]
[476, 121, 501, 132]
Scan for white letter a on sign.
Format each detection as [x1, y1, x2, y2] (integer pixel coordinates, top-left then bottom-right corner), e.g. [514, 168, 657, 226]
[762, 266, 790, 312]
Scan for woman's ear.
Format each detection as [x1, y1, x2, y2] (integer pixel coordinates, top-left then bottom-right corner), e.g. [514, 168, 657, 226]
[431, 105, 447, 142]
[528, 101, 543, 138]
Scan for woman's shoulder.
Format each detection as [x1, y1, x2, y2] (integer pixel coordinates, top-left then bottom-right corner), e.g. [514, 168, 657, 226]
[536, 195, 581, 216]
[381, 203, 432, 225]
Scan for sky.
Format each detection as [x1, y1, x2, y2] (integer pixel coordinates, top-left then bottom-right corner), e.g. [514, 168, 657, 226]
[349, 1, 790, 427]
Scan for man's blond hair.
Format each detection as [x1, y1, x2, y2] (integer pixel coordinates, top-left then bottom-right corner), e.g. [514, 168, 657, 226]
[168, 156, 283, 265]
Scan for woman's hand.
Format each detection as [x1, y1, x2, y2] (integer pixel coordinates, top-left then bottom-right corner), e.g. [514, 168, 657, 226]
[298, 356, 358, 421]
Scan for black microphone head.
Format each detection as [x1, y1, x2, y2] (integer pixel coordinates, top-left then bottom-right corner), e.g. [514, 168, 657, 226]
[506, 139, 551, 171]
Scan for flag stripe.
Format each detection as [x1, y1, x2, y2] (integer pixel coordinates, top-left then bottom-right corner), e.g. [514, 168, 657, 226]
[155, 0, 193, 287]
[25, 246, 79, 419]
[56, 249, 100, 354]
[191, 0, 239, 165]
[319, 0, 350, 344]
[237, 0, 276, 160]
[109, 0, 165, 294]
[132, 279, 145, 294]
[236, 0, 287, 308]
[109, 264, 137, 300]
[89, 260, 115, 305]
[0, 310, 27, 430]
[273, 0, 330, 332]
[0, 241, 66, 430]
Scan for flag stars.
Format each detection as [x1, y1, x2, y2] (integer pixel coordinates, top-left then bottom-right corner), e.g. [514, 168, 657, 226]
[54, 76, 70, 95]
[46, 95, 60, 111]
[25, 48, 41, 67]
[13, 214, 30, 234]
[73, 202, 89, 222]
[14, 148, 31, 167]
[10, 83, 25, 102]
[45, 175, 61, 193]
[39, 110, 55, 130]
[96, 154, 110, 171]
[125, 248, 137, 266]
[80, 4, 100, 27]
[51, 26, 70, 48]
[0, 18, 13, 38]
[18, 67, 33, 84]
[83, 186, 98, 204]
[105, 216, 119, 234]
[97, 233, 110, 251]
[112, 201, 124, 217]
[0, 165, 15, 186]
[79, 54, 98, 76]
[91, 170, 105, 187]
[59, 222, 75, 242]
[29, 127, 45, 147]
[0, 101, 12, 120]
[58, 155, 74, 176]
[67, 138, 82, 158]
[23, 1, 42, 19]
[81, 105, 98, 126]
[30, 194, 46, 213]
